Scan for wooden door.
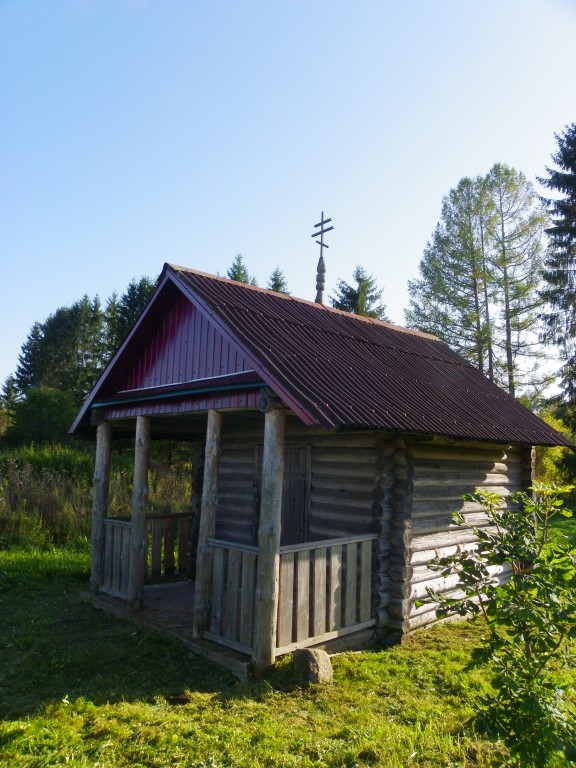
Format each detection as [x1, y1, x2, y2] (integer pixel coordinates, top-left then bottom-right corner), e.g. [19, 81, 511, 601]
[256, 445, 309, 546]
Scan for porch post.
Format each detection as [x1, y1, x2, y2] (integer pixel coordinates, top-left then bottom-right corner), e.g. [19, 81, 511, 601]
[192, 409, 223, 638]
[127, 415, 151, 611]
[252, 405, 285, 674]
[90, 421, 113, 595]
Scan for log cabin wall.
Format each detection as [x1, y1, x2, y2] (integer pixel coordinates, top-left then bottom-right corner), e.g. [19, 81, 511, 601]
[405, 440, 532, 633]
[210, 422, 534, 642]
[212, 423, 397, 641]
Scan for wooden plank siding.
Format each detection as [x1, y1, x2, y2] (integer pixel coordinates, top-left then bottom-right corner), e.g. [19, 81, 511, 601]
[123, 295, 253, 391]
[401, 441, 529, 633]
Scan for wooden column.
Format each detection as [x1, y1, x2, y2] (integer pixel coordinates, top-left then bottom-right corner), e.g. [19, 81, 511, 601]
[90, 421, 113, 595]
[188, 440, 205, 578]
[127, 415, 151, 611]
[252, 406, 285, 674]
[192, 409, 223, 638]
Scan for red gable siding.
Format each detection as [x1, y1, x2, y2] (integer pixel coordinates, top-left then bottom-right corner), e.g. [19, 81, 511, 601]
[120, 293, 253, 392]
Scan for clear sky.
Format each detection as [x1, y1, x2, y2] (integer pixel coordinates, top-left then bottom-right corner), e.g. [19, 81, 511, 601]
[1, 0, 576, 386]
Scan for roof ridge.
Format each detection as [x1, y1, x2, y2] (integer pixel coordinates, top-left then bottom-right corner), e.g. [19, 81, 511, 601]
[166, 263, 439, 341]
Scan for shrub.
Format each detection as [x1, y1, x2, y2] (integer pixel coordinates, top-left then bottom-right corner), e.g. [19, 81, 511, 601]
[425, 486, 576, 765]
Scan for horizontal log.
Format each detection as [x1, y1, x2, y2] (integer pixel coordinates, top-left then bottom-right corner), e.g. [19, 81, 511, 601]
[310, 499, 372, 518]
[309, 522, 360, 539]
[312, 445, 377, 466]
[411, 499, 491, 516]
[410, 528, 487, 552]
[411, 446, 522, 463]
[414, 459, 516, 474]
[411, 511, 490, 536]
[312, 465, 375, 479]
[413, 474, 517, 490]
[310, 487, 374, 505]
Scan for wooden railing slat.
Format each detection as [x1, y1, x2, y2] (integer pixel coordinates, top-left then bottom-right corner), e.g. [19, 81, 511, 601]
[224, 549, 241, 641]
[296, 551, 310, 641]
[359, 539, 372, 622]
[151, 519, 163, 576]
[178, 517, 189, 573]
[210, 547, 225, 635]
[329, 545, 342, 631]
[278, 552, 294, 647]
[345, 542, 357, 627]
[239, 552, 256, 646]
[313, 547, 327, 636]
[164, 518, 175, 575]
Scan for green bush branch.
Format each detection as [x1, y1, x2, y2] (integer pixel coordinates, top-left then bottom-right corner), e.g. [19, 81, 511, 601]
[424, 484, 576, 766]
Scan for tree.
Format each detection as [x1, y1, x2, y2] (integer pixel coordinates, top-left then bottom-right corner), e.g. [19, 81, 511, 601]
[406, 166, 547, 398]
[406, 176, 496, 376]
[539, 123, 576, 400]
[331, 266, 387, 320]
[267, 267, 290, 294]
[15, 296, 107, 405]
[226, 254, 258, 285]
[487, 164, 546, 397]
[0, 375, 19, 436]
[2, 386, 78, 445]
[105, 276, 156, 354]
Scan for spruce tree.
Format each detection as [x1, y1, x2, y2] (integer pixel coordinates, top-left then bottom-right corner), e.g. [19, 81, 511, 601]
[539, 123, 576, 399]
[267, 267, 290, 293]
[331, 266, 387, 320]
[226, 254, 257, 285]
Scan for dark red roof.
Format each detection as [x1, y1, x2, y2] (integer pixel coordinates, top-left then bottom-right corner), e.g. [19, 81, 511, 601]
[167, 264, 572, 447]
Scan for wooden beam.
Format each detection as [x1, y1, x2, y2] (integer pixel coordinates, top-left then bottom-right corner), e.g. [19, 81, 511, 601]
[252, 406, 285, 674]
[127, 415, 151, 611]
[90, 421, 113, 595]
[192, 409, 223, 638]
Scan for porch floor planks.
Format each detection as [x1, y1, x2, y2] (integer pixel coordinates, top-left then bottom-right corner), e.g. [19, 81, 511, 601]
[89, 581, 252, 680]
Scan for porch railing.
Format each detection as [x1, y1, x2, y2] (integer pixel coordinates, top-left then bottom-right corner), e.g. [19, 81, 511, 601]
[204, 533, 378, 655]
[99, 512, 193, 598]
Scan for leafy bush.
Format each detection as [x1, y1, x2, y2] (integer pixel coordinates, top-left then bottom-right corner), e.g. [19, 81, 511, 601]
[425, 486, 576, 766]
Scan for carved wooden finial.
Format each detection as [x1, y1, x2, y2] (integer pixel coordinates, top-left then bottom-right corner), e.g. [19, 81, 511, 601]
[315, 254, 326, 304]
[311, 212, 333, 305]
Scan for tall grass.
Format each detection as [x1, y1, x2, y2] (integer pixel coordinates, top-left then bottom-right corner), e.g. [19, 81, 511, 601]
[0, 442, 192, 546]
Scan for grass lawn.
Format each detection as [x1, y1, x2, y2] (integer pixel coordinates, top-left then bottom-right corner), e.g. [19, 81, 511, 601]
[0, 546, 570, 768]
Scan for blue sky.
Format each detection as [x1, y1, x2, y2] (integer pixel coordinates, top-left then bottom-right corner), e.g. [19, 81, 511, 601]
[1, 0, 576, 385]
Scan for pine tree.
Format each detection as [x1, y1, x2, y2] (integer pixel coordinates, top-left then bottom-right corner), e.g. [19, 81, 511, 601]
[267, 267, 290, 293]
[226, 254, 258, 285]
[539, 123, 576, 399]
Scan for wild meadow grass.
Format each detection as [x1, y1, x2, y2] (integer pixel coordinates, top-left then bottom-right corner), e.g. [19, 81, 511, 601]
[0, 443, 191, 547]
[0, 547, 509, 768]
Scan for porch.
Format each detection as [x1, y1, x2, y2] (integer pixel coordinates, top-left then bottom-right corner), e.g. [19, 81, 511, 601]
[93, 508, 377, 675]
[89, 406, 380, 675]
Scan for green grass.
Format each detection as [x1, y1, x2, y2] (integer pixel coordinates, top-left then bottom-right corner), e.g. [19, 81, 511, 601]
[0, 547, 508, 768]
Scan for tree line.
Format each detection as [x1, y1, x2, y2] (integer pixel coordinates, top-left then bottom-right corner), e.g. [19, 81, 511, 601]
[1, 121, 575, 444]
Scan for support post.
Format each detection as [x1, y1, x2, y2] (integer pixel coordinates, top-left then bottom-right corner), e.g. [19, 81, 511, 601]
[192, 409, 223, 638]
[127, 415, 151, 611]
[90, 421, 113, 595]
[252, 406, 285, 674]
[188, 439, 205, 578]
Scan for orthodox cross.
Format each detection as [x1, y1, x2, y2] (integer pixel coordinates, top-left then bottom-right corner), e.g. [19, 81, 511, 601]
[311, 212, 333, 304]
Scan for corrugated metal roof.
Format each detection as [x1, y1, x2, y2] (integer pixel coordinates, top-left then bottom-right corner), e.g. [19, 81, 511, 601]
[169, 264, 572, 447]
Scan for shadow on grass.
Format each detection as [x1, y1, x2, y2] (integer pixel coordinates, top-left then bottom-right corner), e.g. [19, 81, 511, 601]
[0, 563, 308, 721]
